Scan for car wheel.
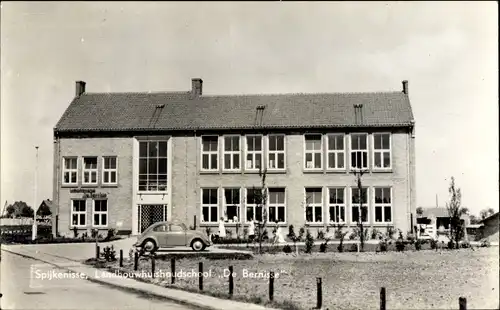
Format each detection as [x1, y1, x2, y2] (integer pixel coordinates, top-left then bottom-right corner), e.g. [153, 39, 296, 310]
[191, 239, 206, 251]
[142, 239, 157, 253]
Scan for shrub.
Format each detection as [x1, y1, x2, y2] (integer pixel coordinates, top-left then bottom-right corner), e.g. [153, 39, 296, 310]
[460, 240, 471, 248]
[305, 229, 314, 254]
[287, 225, 296, 239]
[430, 239, 438, 250]
[406, 232, 416, 244]
[379, 239, 388, 252]
[334, 227, 344, 239]
[319, 243, 327, 253]
[371, 228, 380, 240]
[386, 226, 396, 239]
[348, 244, 358, 252]
[349, 231, 357, 240]
[298, 227, 305, 241]
[105, 229, 116, 241]
[317, 230, 325, 240]
[396, 239, 406, 252]
[480, 239, 490, 247]
[226, 228, 233, 239]
[415, 239, 423, 251]
[91, 229, 99, 239]
[282, 245, 292, 254]
[102, 245, 117, 262]
[72, 227, 78, 239]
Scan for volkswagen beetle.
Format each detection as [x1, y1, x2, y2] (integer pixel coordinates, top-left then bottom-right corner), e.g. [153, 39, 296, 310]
[134, 221, 211, 252]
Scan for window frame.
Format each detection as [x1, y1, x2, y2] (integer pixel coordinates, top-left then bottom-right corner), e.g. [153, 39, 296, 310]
[245, 188, 264, 223]
[223, 187, 241, 223]
[267, 134, 286, 171]
[267, 188, 286, 224]
[304, 134, 323, 171]
[304, 187, 324, 224]
[71, 199, 87, 228]
[82, 156, 98, 185]
[222, 135, 241, 172]
[326, 134, 346, 170]
[62, 157, 78, 186]
[372, 133, 392, 170]
[138, 140, 169, 192]
[328, 187, 346, 224]
[92, 199, 108, 228]
[244, 135, 264, 172]
[350, 133, 369, 171]
[373, 187, 393, 224]
[200, 135, 219, 172]
[200, 188, 219, 224]
[351, 187, 369, 224]
[102, 156, 118, 185]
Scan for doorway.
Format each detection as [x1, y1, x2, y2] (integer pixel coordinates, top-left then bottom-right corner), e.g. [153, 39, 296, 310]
[138, 204, 167, 233]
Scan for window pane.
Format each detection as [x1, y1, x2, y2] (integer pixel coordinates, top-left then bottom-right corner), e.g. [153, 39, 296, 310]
[313, 190, 322, 203]
[328, 153, 335, 168]
[232, 137, 240, 151]
[337, 153, 344, 168]
[159, 142, 168, 157]
[203, 207, 209, 222]
[246, 207, 254, 222]
[255, 206, 262, 221]
[314, 153, 321, 168]
[202, 154, 209, 169]
[104, 172, 109, 183]
[247, 137, 254, 151]
[255, 154, 261, 168]
[139, 159, 147, 174]
[224, 154, 231, 169]
[329, 207, 335, 222]
[305, 135, 321, 150]
[224, 137, 232, 151]
[382, 135, 390, 149]
[94, 214, 99, 225]
[139, 142, 148, 157]
[79, 214, 85, 225]
[374, 135, 382, 149]
[269, 153, 276, 168]
[305, 153, 313, 168]
[361, 207, 368, 222]
[375, 188, 383, 203]
[85, 157, 97, 169]
[111, 172, 117, 183]
[148, 158, 157, 174]
[158, 158, 167, 174]
[91, 172, 97, 183]
[315, 207, 322, 222]
[269, 191, 277, 204]
[383, 152, 390, 168]
[202, 189, 210, 205]
[148, 142, 158, 157]
[210, 207, 218, 222]
[254, 136, 262, 151]
[269, 207, 276, 222]
[109, 157, 117, 169]
[351, 152, 357, 168]
[277, 153, 285, 169]
[375, 206, 382, 222]
[269, 136, 277, 151]
[383, 188, 391, 203]
[72, 214, 78, 225]
[339, 207, 345, 222]
[210, 154, 218, 169]
[233, 154, 240, 169]
[306, 207, 313, 222]
[278, 207, 285, 222]
[374, 153, 382, 168]
[362, 152, 367, 168]
[384, 206, 392, 222]
[360, 135, 367, 149]
[209, 189, 217, 204]
[227, 205, 238, 220]
[276, 136, 284, 151]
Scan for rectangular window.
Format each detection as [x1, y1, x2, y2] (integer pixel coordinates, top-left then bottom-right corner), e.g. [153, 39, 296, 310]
[350, 134, 368, 170]
[63, 157, 78, 185]
[224, 188, 240, 222]
[245, 135, 263, 170]
[373, 133, 391, 169]
[374, 187, 392, 223]
[351, 188, 368, 223]
[102, 157, 117, 185]
[201, 188, 218, 223]
[246, 188, 263, 223]
[201, 136, 218, 171]
[305, 188, 323, 223]
[305, 135, 322, 169]
[71, 200, 86, 227]
[82, 157, 98, 185]
[268, 188, 286, 223]
[139, 141, 168, 191]
[328, 188, 345, 223]
[223, 136, 240, 171]
[93, 200, 108, 227]
[268, 135, 285, 170]
[327, 134, 345, 169]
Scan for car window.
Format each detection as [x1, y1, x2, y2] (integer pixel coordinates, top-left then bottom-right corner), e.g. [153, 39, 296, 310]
[170, 224, 184, 232]
[153, 224, 168, 232]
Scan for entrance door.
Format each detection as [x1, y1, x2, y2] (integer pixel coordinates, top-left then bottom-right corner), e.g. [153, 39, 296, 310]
[138, 204, 167, 233]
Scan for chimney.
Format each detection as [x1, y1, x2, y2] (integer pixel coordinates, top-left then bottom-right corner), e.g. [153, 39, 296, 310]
[191, 78, 203, 96]
[75, 81, 86, 97]
[402, 80, 409, 95]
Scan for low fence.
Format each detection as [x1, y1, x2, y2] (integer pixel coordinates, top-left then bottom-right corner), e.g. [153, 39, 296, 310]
[0, 224, 52, 243]
[102, 247, 471, 310]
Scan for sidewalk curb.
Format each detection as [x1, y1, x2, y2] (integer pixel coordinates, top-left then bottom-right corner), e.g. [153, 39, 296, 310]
[1, 247, 269, 310]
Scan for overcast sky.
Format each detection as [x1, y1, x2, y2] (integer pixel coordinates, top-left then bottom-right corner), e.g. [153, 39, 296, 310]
[1, 2, 498, 215]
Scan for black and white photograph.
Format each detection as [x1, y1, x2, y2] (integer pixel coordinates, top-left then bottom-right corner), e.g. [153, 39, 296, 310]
[0, 2, 498, 310]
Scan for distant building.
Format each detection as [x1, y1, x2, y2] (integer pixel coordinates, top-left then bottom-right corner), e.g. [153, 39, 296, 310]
[52, 78, 416, 237]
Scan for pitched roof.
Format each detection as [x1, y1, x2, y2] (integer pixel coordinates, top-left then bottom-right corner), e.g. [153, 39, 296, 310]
[40, 199, 53, 209]
[419, 207, 468, 219]
[55, 88, 414, 132]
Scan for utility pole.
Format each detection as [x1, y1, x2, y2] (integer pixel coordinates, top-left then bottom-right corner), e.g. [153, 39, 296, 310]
[32, 146, 39, 241]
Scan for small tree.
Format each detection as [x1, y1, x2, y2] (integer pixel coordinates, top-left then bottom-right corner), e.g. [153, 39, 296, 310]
[445, 177, 467, 248]
[253, 167, 268, 255]
[353, 170, 368, 251]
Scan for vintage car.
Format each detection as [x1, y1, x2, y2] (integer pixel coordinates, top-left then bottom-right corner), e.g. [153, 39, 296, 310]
[134, 221, 211, 252]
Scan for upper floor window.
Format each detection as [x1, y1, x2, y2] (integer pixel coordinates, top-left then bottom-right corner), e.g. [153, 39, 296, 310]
[350, 134, 368, 170]
[327, 134, 345, 170]
[328, 188, 345, 223]
[373, 133, 391, 169]
[374, 187, 392, 223]
[305, 135, 322, 169]
[201, 136, 218, 171]
[268, 135, 285, 170]
[245, 135, 263, 171]
[63, 157, 78, 185]
[201, 188, 218, 223]
[102, 157, 117, 185]
[268, 188, 286, 223]
[351, 187, 368, 224]
[223, 136, 240, 171]
[139, 141, 168, 191]
[82, 157, 98, 185]
[305, 188, 323, 223]
[224, 188, 240, 222]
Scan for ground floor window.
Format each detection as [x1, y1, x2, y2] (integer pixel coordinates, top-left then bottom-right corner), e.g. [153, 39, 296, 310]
[268, 188, 286, 223]
[328, 188, 345, 223]
[351, 187, 368, 223]
[71, 200, 86, 227]
[246, 188, 263, 223]
[93, 200, 108, 227]
[305, 188, 323, 223]
[374, 187, 392, 223]
[224, 188, 240, 222]
[201, 188, 218, 223]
